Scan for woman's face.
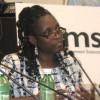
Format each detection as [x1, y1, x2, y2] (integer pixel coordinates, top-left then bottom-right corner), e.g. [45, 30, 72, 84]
[34, 15, 63, 54]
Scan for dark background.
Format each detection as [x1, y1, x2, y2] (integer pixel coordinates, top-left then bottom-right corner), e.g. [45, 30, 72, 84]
[0, 17, 17, 61]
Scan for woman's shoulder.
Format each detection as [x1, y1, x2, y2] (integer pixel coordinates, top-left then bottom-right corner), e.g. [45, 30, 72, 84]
[1, 53, 26, 69]
[2, 53, 19, 61]
[1, 53, 26, 64]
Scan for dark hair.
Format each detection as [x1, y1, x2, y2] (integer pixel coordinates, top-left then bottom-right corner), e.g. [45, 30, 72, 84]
[17, 5, 67, 77]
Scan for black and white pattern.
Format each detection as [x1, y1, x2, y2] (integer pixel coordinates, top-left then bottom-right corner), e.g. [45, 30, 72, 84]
[0, 53, 82, 99]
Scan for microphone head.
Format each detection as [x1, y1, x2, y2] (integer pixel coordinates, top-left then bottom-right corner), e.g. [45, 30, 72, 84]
[69, 51, 74, 57]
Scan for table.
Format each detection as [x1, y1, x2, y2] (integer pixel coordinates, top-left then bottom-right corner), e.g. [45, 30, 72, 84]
[11, 97, 35, 100]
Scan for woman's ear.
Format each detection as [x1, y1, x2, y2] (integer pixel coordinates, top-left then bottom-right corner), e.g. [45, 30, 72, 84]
[28, 35, 36, 45]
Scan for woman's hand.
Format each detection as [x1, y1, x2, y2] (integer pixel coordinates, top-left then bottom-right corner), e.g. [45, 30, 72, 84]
[73, 86, 95, 100]
[56, 89, 74, 100]
[55, 89, 65, 100]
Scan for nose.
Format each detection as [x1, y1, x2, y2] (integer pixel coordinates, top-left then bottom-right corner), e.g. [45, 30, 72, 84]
[54, 31, 63, 39]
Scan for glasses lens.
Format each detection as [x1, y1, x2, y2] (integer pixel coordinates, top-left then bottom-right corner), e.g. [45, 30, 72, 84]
[59, 27, 66, 34]
[47, 27, 66, 39]
[37, 27, 66, 39]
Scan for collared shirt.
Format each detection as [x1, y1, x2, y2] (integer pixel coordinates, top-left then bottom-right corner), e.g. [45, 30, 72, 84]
[0, 53, 82, 99]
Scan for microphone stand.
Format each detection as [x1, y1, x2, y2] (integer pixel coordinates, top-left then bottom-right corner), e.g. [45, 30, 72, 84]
[0, 62, 72, 100]
[0, 69, 39, 100]
[69, 51, 100, 98]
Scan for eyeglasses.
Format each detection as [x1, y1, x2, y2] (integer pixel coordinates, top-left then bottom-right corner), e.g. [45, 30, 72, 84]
[35, 27, 66, 39]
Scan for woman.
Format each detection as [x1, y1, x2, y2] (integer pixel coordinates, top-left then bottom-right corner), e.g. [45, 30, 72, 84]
[0, 5, 94, 100]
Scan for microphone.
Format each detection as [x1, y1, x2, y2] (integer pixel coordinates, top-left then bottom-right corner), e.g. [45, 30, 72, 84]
[68, 50, 100, 97]
[0, 68, 39, 100]
[0, 62, 72, 100]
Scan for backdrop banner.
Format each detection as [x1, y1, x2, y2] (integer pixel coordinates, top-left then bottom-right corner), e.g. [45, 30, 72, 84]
[15, 3, 100, 88]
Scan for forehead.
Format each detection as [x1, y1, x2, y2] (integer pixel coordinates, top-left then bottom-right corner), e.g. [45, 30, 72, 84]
[36, 15, 59, 31]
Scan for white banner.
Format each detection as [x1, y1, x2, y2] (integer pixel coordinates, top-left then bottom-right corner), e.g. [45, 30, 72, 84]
[15, 3, 100, 84]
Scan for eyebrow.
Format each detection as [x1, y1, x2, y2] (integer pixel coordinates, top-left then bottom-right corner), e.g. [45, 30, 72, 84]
[43, 23, 60, 32]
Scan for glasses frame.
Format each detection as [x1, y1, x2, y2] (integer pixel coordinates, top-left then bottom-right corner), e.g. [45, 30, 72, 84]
[35, 27, 66, 39]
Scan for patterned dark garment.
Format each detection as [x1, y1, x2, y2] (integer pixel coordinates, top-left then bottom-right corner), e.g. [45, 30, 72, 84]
[0, 53, 82, 99]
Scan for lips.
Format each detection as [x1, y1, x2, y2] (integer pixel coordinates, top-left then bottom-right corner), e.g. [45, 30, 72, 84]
[56, 42, 63, 46]
[56, 40, 63, 47]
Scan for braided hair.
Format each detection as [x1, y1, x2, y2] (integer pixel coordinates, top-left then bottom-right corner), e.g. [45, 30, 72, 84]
[16, 5, 68, 77]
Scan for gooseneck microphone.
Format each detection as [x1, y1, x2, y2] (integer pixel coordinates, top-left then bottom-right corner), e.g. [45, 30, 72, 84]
[0, 68, 39, 100]
[68, 50, 100, 97]
[0, 62, 72, 100]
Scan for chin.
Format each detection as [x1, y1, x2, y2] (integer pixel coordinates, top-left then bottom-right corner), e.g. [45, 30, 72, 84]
[55, 47, 63, 53]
